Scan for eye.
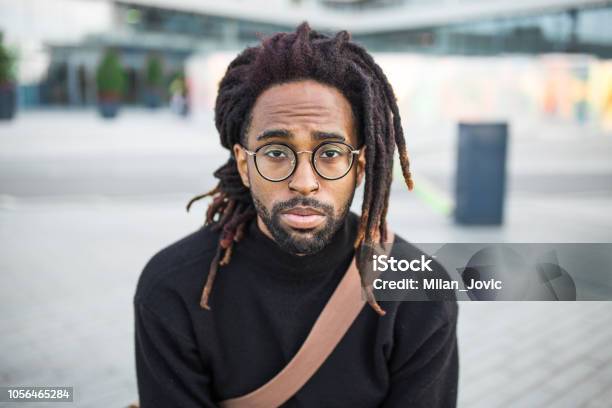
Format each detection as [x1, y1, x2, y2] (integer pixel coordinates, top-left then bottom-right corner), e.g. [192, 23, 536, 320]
[264, 149, 288, 159]
[319, 149, 342, 159]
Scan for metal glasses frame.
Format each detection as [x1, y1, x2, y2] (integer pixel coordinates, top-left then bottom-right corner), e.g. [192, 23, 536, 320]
[241, 141, 362, 182]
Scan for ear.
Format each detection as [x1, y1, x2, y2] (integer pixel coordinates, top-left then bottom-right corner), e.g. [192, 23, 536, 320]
[233, 143, 251, 188]
[356, 145, 366, 187]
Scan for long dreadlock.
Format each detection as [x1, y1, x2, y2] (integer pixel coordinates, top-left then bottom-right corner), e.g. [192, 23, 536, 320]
[187, 22, 414, 315]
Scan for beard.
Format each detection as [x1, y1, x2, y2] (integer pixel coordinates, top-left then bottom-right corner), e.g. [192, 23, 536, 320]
[251, 192, 355, 256]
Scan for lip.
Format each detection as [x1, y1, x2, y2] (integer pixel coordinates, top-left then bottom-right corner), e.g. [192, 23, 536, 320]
[280, 206, 326, 229]
[281, 206, 325, 216]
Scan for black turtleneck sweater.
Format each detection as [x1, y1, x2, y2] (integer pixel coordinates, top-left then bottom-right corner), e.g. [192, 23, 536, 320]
[134, 212, 458, 407]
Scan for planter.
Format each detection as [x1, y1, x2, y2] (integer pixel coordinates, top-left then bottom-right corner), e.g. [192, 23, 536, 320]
[95, 50, 125, 119]
[98, 99, 120, 119]
[143, 89, 163, 108]
[0, 83, 16, 120]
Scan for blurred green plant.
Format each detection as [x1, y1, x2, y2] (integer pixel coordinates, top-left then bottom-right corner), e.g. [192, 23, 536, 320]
[0, 33, 16, 85]
[145, 55, 164, 88]
[96, 49, 125, 99]
[125, 8, 142, 25]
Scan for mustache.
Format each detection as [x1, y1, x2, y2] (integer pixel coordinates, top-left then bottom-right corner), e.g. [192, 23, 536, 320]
[271, 197, 334, 216]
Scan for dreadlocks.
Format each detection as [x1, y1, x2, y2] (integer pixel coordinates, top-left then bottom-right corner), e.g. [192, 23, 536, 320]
[187, 22, 415, 315]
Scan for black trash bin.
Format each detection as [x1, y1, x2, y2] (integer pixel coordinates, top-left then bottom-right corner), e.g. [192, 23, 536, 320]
[454, 122, 508, 225]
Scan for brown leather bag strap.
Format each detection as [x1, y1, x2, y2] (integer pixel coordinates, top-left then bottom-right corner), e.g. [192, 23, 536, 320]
[219, 230, 395, 408]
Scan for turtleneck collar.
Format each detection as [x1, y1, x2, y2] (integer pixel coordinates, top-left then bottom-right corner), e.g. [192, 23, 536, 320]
[235, 211, 359, 281]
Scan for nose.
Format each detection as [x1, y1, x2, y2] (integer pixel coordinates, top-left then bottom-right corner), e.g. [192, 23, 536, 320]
[288, 152, 319, 195]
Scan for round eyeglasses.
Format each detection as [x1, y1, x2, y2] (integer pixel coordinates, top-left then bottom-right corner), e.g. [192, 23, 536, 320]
[242, 141, 362, 182]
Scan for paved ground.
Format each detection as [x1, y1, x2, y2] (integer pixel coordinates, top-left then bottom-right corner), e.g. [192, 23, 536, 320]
[1, 110, 611, 407]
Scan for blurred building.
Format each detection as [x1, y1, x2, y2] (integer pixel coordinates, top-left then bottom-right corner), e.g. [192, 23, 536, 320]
[1, 0, 611, 107]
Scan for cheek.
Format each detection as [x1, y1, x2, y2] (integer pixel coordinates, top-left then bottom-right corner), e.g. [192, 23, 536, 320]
[325, 172, 358, 213]
[248, 165, 279, 207]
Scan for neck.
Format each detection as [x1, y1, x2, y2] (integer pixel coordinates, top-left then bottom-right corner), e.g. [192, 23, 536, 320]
[238, 211, 359, 281]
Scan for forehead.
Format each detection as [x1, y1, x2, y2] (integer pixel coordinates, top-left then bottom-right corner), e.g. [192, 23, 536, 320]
[246, 79, 356, 146]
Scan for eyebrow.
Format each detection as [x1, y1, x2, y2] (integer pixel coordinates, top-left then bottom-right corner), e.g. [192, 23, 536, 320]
[256, 129, 346, 142]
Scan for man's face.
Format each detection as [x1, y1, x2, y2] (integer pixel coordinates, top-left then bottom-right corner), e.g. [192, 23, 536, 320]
[233, 79, 366, 255]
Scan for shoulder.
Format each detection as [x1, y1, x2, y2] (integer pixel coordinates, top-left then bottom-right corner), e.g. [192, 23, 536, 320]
[134, 224, 221, 308]
[388, 232, 427, 258]
[367, 229, 458, 325]
[388, 232, 457, 301]
[389, 233, 444, 275]
[379, 298, 458, 352]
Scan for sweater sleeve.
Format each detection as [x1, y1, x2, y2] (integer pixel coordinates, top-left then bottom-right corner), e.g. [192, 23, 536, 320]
[134, 301, 217, 408]
[380, 303, 459, 408]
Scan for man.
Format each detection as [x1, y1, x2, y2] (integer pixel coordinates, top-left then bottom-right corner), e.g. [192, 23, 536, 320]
[134, 22, 458, 407]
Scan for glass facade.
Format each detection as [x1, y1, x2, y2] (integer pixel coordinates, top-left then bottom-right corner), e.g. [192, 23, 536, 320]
[356, 4, 612, 57]
[116, 2, 293, 44]
[34, 0, 612, 107]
